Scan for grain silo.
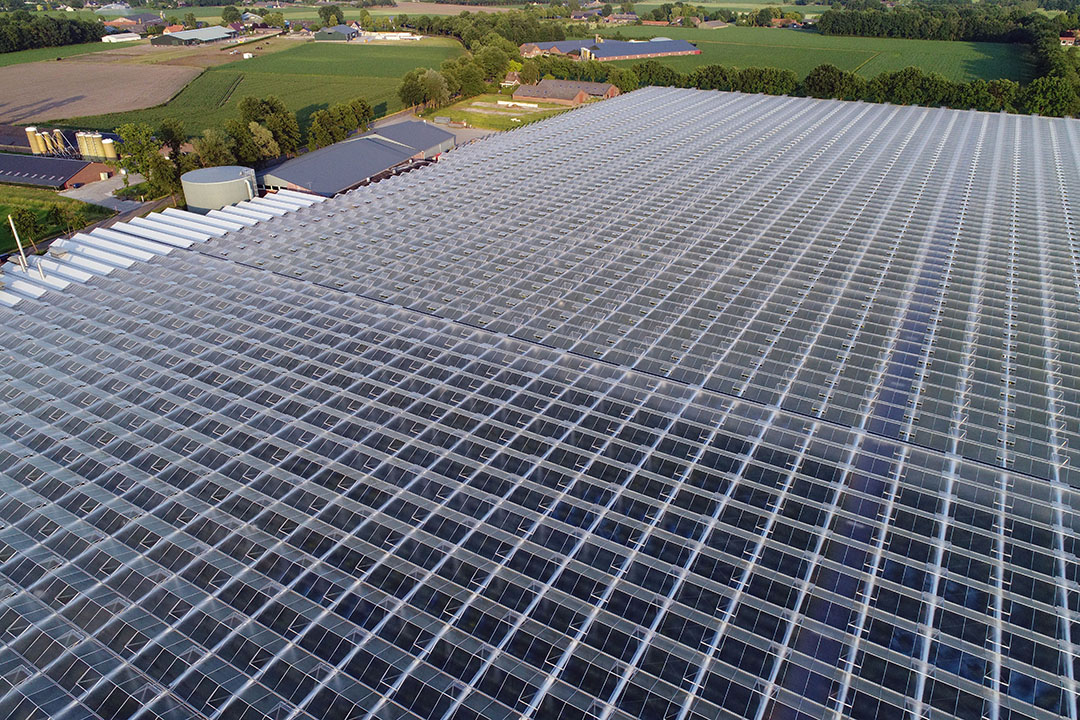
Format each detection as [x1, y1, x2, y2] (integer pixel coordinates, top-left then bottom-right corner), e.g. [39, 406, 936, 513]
[101, 138, 118, 162]
[51, 129, 67, 154]
[24, 127, 44, 155]
[181, 166, 257, 214]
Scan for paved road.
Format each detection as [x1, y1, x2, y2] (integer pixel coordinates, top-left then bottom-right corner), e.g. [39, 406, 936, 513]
[59, 173, 146, 213]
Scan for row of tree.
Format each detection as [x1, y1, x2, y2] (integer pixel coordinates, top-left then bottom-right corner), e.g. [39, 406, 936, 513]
[519, 53, 1080, 116]
[0, 11, 104, 53]
[816, 4, 1043, 42]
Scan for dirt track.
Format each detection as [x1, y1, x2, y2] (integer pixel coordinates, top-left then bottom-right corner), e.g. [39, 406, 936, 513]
[0, 60, 200, 123]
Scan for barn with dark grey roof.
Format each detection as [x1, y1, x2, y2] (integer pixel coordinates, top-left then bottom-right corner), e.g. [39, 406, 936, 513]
[0, 152, 112, 189]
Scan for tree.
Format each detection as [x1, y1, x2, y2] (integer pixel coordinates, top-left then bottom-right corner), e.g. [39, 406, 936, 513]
[620, 1, 634, 12]
[802, 63, 862, 99]
[519, 60, 541, 86]
[158, 117, 186, 160]
[691, 64, 734, 91]
[1020, 75, 1080, 117]
[223, 118, 261, 165]
[249, 122, 281, 160]
[183, 12, 197, 29]
[349, 97, 374, 129]
[318, 4, 344, 26]
[475, 45, 510, 82]
[398, 68, 427, 107]
[263, 11, 285, 28]
[307, 110, 337, 150]
[114, 122, 159, 185]
[239, 96, 300, 156]
[193, 128, 235, 167]
[421, 68, 450, 107]
[47, 203, 84, 235]
[753, 6, 781, 26]
[9, 207, 41, 248]
[607, 67, 639, 92]
[602, 3, 613, 16]
[221, 6, 241, 24]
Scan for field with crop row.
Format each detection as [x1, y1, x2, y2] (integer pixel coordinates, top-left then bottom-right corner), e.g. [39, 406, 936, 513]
[66, 38, 463, 136]
[606, 26, 1035, 82]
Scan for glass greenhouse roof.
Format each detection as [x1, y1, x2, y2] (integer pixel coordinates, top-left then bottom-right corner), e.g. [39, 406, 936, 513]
[0, 88, 1077, 720]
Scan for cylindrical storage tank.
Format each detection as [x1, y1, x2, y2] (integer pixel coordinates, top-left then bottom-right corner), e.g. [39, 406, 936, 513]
[101, 138, 118, 162]
[25, 127, 44, 154]
[181, 166, 257, 215]
[89, 134, 106, 160]
[52, 129, 66, 153]
[39, 132, 55, 153]
[76, 132, 89, 158]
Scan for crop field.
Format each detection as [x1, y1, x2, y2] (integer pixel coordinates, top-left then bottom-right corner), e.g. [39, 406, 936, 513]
[605, 27, 1035, 81]
[0, 186, 111, 255]
[0, 41, 140, 68]
[65, 38, 464, 136]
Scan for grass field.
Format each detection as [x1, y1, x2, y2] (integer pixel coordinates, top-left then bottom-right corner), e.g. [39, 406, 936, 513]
[420, 91, 571, 130]
[634, 2, 832, 16]
[0, 41, 139, 68]
[0, 186, 112, 255]
[604, 26, 1035, 82]
[64, 38, 464, 136]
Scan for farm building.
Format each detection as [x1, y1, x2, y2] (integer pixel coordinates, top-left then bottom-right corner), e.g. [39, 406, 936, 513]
[604, 13, 639, 24]
[513, 79, 620, 106]
[162, 24, 184, 34]
[582, 37, 701, 61]
[101, 32, 140, 42]
[0, 153, 111, 189]
[149, 26, 237, 46]
[258, 120, 454, 196]
[519, 37, 700, 62]
[314, 24, 359, 41]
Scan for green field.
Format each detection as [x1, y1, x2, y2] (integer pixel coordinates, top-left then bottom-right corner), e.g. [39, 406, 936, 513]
[64, 38, 464, 136]
[634, 2, 832, 17]
[605, 26, 1035, 82]
[0, 40, 139, 67]
[0, 186, 112, 255]
[420, 91, 571, 130]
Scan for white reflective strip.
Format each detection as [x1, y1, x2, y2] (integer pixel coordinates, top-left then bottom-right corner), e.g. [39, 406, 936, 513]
[46, 250, 117, 276]
[274, 188, 324, 203]
[88, 228, 177, 254]
[27, 256, 93, 283]
[255, 195, 304, 211]
[76, 232, 164, 260]
[104, 223, 191, 249]
[208, 208, 259, 226]
[0, 289, 21, 307]
[5, 263, 70, 290]
[54, 239, 137, 268]
[129, 216, 212, 242]
[163, 207, 244, 232]
[146, 213, 226, 238]
[237, 200, 285, 217]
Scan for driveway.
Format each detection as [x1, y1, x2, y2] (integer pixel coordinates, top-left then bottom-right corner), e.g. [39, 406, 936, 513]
[60, 173, 146, 213]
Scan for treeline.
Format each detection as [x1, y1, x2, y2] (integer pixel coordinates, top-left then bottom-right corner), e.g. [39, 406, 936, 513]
[397, 32, 519, 106]
[816, 5, 1041, 43]
[404, 9, 571, 46]
[0, 11, 105, 53]
[525, 54, 1080, 116]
